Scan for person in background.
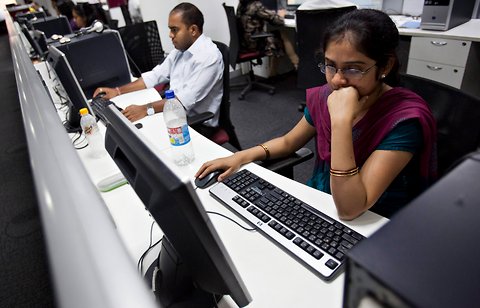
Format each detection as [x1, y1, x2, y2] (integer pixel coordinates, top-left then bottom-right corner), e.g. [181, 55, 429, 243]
[237, 0, 299, 71]
[92, 2, 223, 139]
[196, 9, 437, 220]
[128, 0, 143, 24]
[52, 0, 78, 31]
[72, 2, 105, 29]
[275, 0, 299, 70]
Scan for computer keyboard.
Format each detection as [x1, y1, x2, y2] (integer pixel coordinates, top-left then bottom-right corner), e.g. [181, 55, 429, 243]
[90, 96, 123, 124]
[209, 169, 364, 281]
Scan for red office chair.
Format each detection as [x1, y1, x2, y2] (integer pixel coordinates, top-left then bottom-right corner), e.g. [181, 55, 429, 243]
[223, 3, 275, 100]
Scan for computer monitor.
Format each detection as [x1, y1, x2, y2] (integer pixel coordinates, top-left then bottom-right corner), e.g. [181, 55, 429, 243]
[50, 30, 131, 99]
[47, 44, 92, 132]
[261, 0, 278, 11]
[102, 106, 252, 308]
[31, 16, 73, 38]
[20, 25, 47, 59]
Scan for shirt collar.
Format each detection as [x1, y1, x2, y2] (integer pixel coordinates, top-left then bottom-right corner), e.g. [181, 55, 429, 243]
[184, 33, 206, 56]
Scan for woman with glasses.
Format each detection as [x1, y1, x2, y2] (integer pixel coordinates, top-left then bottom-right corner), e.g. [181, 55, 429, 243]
[196, 9, 437, 220]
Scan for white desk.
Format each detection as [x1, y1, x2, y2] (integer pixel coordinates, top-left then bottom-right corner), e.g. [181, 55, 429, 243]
[86, 91, 388, 307]
[37, 61, 389, 307]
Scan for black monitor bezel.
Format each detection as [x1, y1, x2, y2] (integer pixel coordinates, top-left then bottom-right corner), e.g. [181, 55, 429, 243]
[46, 44, 92, 132]
[103, 106, 252, 307]
[50, 30, 131, 100]
[31, 15, 73, 38]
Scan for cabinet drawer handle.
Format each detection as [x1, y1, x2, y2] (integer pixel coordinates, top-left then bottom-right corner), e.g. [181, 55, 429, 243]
[430, 41, 447, 46]
[426, 64, 443, 71]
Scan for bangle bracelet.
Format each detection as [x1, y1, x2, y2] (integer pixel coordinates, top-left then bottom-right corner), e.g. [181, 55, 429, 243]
[330, 166, 359, 177]
[115, 87, 121, 96]
[258, 143, 270, 160]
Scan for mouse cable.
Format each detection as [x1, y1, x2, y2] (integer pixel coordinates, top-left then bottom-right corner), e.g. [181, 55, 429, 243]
[206, 211, 258, 232]
[71, 131, 83, 144]
[138, 220, 162, 274]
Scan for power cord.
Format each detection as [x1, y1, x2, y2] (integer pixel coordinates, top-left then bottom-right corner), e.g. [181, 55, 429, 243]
[137, 220, 162, 274]
[71, 131, 88, 149]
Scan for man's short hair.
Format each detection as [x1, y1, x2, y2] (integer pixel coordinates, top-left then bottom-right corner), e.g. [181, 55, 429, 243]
[171, 2, 204, 33]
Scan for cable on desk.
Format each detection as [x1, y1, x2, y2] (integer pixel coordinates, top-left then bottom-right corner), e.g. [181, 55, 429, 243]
[71, 132, 87, 149]
[206, 211, 258, 232]
[137, 220, 162, 274]
[45, 60, 51, 80]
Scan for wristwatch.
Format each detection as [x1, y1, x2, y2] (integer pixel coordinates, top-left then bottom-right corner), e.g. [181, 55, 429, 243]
[146, 103, 155, 116]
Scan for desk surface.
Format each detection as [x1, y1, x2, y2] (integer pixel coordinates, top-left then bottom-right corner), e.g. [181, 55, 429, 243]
[38, 61, 389, 307]
[396, 18, 480, 41]
[286, 14, 480, 41]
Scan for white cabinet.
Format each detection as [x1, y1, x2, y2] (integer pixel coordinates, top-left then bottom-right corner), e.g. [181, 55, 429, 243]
[407, 37, 471, 89]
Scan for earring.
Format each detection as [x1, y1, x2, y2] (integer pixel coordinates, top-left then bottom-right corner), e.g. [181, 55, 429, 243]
[381, 74, 386, 79]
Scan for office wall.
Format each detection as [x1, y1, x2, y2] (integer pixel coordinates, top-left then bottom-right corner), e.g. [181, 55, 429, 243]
[139, 0, 238, 53]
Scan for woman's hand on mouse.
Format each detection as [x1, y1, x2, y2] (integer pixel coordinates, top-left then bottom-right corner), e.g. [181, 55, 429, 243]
[195, 153, 245, 182]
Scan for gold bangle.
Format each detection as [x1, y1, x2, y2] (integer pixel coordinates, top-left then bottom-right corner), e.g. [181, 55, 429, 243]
[258, 143, 270, 160]
[115, 87, 121, 96]
[330, 167, 359, 177]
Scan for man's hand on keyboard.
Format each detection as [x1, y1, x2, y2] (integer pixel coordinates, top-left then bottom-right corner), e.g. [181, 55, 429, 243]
[93, 86, 118, 100]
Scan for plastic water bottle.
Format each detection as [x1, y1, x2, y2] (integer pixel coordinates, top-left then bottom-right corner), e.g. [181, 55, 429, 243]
[163, 90, 194, 165]
[79, 108, 104, 158]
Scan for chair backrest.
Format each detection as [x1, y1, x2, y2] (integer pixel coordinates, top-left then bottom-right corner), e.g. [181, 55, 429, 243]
[295, 6, 356, 89]
[399, 73, 480, 177]
[222, 3, 240, 70]
[117, 20, 165, 77]
[212, 40, 242, 150]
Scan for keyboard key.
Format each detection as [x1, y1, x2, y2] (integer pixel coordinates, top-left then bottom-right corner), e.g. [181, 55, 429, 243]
[326, 259, 339, 270]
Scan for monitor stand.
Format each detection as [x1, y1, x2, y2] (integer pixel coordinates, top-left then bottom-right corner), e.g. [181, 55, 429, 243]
[145, 236, 222, 308]
[63, 105, 82, 133]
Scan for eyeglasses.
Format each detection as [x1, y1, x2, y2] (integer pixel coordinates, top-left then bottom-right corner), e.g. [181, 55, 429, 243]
[318, 63, 377, 80]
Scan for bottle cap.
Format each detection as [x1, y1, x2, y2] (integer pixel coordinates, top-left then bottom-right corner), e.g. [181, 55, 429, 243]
[79, 108, 89, 116]
[164, 89, 175, 99]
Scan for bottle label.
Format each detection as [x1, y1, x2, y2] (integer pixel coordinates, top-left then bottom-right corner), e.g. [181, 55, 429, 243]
[83, 124, 98, 136]
[167, 124, 191, 146]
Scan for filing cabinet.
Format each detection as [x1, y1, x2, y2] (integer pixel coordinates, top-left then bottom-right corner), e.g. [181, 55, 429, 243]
[406, 36, 480, 97]
[407, 36, 469, 88]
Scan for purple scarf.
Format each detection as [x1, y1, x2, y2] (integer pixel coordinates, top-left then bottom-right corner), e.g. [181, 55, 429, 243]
[306, 85, 437, 182]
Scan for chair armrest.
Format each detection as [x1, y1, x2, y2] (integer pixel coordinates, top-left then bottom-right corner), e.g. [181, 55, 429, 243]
[187, 112, 214, 127]
[251, 32, 273, 39]
[256, 147, 314, 179]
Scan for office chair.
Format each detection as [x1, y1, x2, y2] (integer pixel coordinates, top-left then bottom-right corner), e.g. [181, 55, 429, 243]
[117, 20, 165, 78]
[296, 6, 356, 90]
[295, 6, 356, 112]
[399, 73, 480, 177]
[188, 41, 242, 150]
[188, 40, 313, 178]
[223, 3, 275, 100]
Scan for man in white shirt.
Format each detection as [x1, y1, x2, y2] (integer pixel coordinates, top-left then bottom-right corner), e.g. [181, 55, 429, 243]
[93, 2, 223, 131]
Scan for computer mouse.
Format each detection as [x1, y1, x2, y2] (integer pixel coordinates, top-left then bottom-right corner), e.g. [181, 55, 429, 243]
[95, 91, 106, 99]
[195, 169, 223, 189]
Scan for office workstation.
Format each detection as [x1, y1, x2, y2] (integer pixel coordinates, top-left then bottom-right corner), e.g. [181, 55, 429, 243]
[2, 0, 480, 307]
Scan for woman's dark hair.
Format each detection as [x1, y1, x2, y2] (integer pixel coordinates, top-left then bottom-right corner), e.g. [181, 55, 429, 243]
[72, 2, 108, 27]
[171, 2, 204, 33]
[323, 9, 400, 86]
[73, 3, 97, 27]
[55, 0, 74, 20]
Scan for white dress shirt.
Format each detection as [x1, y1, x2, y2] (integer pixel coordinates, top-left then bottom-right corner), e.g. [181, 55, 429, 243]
[142, 34, 223, 127]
